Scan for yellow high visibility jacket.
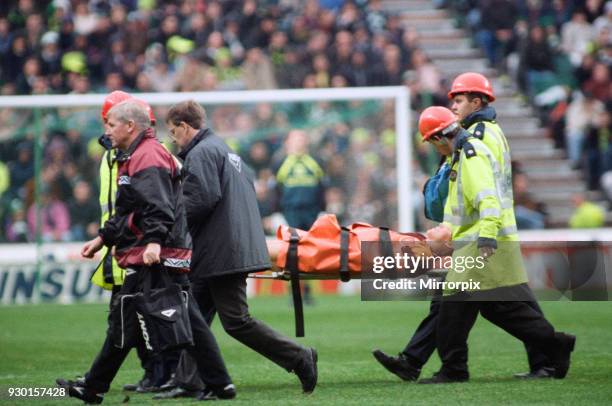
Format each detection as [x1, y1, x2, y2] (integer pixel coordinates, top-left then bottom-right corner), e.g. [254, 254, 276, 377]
[442, 131, 527, 293]
[91, 150, 125, 289]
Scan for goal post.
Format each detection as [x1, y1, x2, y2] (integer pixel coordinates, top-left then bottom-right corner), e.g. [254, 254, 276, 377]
[0, 86, 413, 231]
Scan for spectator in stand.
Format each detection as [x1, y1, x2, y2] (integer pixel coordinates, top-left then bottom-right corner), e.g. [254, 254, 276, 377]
[569, 193, 606, 228]
[561, 10, 594, 66]
[0, 18, 13, 59]
[582, 61, 611, 102]
[5, 200, 29, 243]
[520, 25, 557, 99]
[584, 0, 607, 23]
[311, 53, 331, 88]
[593, 1, 612, 41]
[242, 47, 277, 90]
[476, 0, 519, 70]
[27, 183, 71, 242]
[565, 91, 605, 168]
[513, 170, 548, 229]
[410, 48, 442, 96]
[329, 30, 354, 76]
[67, 180, 99, 241]
[7, 142, 34, 198]
[380, 44, 404, 85]
[584, 109, 612, 190]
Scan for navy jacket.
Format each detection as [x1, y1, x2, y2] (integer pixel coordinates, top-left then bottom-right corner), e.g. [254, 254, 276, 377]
[178, 128, 271, 278]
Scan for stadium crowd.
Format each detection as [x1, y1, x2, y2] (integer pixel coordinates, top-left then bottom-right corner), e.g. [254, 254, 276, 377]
[0, 0, 610, 242]
[1, 0, 438, 243]
[451, 0, 612, 226]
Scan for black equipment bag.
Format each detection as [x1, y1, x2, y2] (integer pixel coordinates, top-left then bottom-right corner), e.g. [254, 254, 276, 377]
[134, 267, 194, 353]
[109, 291, 140, 349]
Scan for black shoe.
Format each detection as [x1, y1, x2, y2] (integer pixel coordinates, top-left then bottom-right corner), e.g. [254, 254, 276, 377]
[372, 349, 421, 381]
[123, 377, 153, 392]
[122, 383, 138, 392]
[294, 348, 318, 394]
[152, 386, 200, 400]
[552, 333, 576, 379]
[514, 367, 555, 379]
[418, 372, 468, 384]
[158, 376, 177, 392]
[197, 384, 236, 401]
[56, 378, 104, 404]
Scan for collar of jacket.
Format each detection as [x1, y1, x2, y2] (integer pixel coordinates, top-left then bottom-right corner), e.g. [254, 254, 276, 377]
[178, 128, 211, 160]
[451, 128, 472, 153]
[98, 133, 112, 150]
[116, 128, 155, 162]
[461, 106, 497, 129]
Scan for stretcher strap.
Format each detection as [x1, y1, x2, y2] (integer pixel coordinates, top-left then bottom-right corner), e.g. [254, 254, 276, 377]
[379, 227, 396, 279]
[339, 227, 351, 282]
[287, 228, 304, 337]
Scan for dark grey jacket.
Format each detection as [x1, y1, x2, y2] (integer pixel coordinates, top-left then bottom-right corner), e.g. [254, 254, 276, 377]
[178, 128, 271, 278]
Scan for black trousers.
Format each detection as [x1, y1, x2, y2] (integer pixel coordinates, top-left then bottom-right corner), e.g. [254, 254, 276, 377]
[84, 268, 232, 393]
[175, 272, 306, 390]
[402, 283, 550, 372]
[436, 286, 561, 379]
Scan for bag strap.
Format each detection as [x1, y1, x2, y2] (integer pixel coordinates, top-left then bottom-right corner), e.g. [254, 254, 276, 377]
[339, 226, 351, 282]
[103, 151, 115, 284]
[287, 228, 304, 337]
[143, 265, 173, 298]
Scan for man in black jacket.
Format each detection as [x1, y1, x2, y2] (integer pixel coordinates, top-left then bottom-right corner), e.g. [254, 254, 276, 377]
[56, 101, 235, 404]
[156, 100, 317, 399]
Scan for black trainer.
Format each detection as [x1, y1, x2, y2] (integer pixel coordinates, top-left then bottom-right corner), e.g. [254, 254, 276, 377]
[294, 348, 318, 394]
[197, 384, 237, 401]
[158, 375, 177, 392]
[123, 377, 157, 392]
[372, 349, 421, 381]
[552, 333, 576, 379]
[418, 372, 468, 384]
[152, 386, 200, 400]
[514, 367, 555, 379]
[56, 378, 104, 404]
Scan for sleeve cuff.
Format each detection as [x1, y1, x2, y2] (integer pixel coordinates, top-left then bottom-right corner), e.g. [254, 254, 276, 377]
[98, 229, 113, 247]
[477, 237, 497, 249]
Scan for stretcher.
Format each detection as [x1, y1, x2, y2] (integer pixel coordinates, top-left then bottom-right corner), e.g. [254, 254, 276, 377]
[248, 216, 452, 337]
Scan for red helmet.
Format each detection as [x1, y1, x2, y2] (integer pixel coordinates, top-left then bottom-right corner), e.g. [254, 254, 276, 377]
[418, 106, 458, 141]
[133, 98, 156, 125]
[448, 72, 496, 102]
[101, 90, 132, 121]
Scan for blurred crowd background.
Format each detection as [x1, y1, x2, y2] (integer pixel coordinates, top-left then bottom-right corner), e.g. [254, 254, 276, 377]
[0, 0, 610, 243]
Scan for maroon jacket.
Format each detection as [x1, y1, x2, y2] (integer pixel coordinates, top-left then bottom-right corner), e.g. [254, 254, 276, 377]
[99, 129, 191, 271]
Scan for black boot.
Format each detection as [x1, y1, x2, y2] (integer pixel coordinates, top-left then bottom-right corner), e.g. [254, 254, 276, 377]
[56, 378, 104, 404]
[294, 348, 318, 394]
[372, 349, 421, 381]
[552, 333, 576, 379]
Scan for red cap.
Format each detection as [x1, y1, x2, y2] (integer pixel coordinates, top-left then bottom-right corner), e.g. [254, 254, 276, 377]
[418, 106, 458, 141]
[133, 98, 156, 125]
[101, 91, 132, 120]
[448, 72, 496, 102]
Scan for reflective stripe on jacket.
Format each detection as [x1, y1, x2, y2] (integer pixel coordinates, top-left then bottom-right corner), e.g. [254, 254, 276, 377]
[91, 150, 124, 289]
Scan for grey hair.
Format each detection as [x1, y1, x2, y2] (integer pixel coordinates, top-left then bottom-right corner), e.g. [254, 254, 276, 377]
[108, 100, 151, 130]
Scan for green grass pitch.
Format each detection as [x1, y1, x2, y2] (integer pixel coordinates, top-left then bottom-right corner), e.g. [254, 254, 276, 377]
[1, 296, 611, 405]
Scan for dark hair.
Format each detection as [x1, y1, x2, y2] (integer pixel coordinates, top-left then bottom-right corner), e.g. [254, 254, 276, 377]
[166, 100, 207, 129]
[466, 92, 489, 106]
